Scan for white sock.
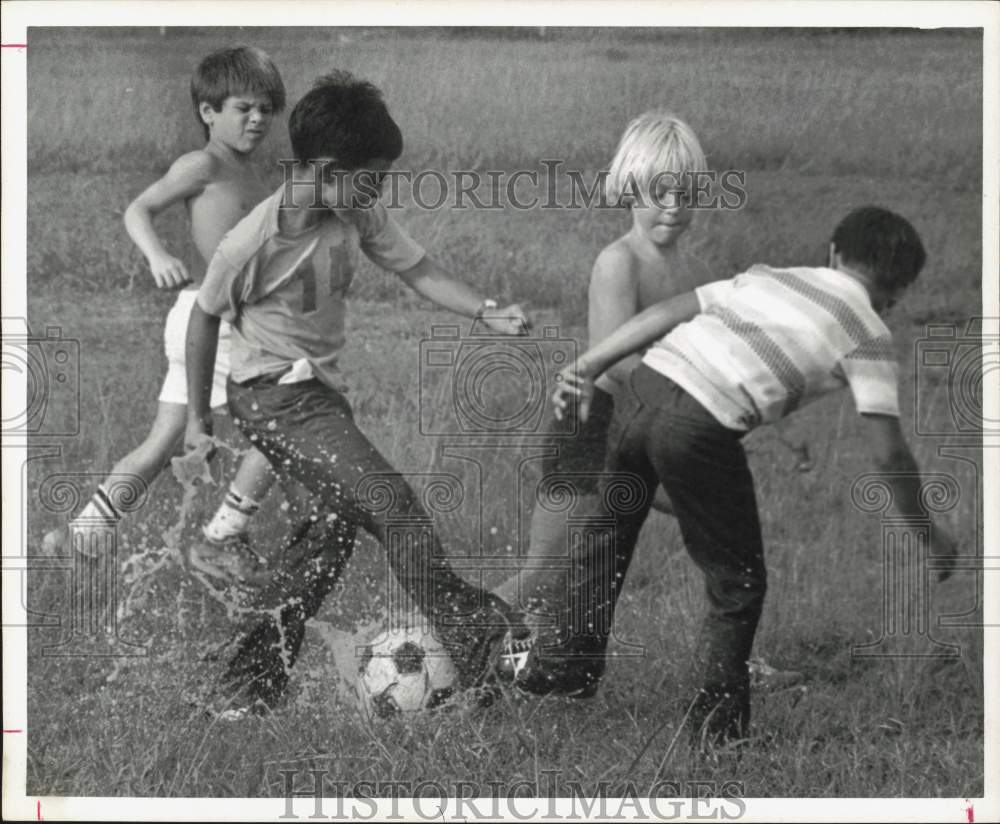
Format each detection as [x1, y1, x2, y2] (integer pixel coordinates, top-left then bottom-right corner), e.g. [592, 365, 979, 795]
[203, 486, 260, 541]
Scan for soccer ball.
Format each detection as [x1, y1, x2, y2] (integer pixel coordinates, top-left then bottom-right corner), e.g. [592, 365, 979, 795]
[356, 624, 458, 719]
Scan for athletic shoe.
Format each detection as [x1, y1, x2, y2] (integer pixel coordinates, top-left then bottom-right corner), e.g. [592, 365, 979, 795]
[496, 632, 600, 699]
[188, 532, 272, 587]
[497, 631, 534, 681]
[436, 595, 533, 693]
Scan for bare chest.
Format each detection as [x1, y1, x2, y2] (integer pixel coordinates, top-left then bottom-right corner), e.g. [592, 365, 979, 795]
[193, 176, 267, 222]
[188, 176, 270, 263]
[634, 255, 706, 309]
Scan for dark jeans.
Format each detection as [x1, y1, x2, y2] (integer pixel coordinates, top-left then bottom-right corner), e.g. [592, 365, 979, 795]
[222, 375, 515, 703]
[606, 364, 767, 741]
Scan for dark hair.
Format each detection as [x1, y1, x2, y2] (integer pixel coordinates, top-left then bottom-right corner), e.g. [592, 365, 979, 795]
[191, 46, 286, 140]
[288, 70, 403, 166]
[831, 206, 926, 291]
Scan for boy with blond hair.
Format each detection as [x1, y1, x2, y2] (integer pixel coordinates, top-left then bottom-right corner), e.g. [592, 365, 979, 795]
[496, 109, 713, 694]
[63, 47, 286, 577]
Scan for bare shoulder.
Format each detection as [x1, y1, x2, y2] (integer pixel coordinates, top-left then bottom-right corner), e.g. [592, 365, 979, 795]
[167, 149, 221, 188]
[127, 150, 221, 213]
[591, 237, 640, 289]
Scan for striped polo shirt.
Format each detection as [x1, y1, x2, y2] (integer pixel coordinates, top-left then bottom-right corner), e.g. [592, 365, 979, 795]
[642, 264, 899, 431]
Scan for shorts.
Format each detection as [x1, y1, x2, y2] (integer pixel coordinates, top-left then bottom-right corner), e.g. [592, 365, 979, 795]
[157, 289, 232, 409]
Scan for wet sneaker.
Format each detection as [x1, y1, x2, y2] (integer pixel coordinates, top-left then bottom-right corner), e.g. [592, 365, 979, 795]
[497, 631, 534, 681]
[189, 532, 272, 586]
[749, 657, 805, 691]
[496, 632, 600, 699]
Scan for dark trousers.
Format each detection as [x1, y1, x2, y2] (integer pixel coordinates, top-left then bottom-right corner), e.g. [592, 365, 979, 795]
[605, 364, 767, 741]
[222, 375, 514, 703]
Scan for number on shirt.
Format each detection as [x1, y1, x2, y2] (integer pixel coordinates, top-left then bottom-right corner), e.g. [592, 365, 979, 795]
[328, 244, 349, 295]
[298, 258, 317, 313]
[298, 244, 350, 312]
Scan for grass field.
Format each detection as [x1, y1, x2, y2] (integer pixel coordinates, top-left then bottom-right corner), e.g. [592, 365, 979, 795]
[20, 27, 985, 800]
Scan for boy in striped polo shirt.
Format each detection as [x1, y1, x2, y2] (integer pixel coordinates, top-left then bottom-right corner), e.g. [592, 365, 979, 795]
[545, 206, 957, 745]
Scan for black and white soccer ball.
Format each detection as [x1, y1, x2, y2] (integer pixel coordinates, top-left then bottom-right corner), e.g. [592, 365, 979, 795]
[356, 625, 458, 719]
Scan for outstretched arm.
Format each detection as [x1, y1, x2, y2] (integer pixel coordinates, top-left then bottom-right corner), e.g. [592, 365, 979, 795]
[554, 291, 700, 420]
[579, 291, 699, 379]
[124, 151, 216, 289]
[863, 413, 957, 581]
[396, 254, 529, 335]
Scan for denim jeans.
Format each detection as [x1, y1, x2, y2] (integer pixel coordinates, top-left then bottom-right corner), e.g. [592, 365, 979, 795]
[222, 374, 516, 703]
[605, 364, 767, 741]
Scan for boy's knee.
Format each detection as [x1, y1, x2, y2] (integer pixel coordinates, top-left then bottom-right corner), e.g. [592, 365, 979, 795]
[707, 566, 767, 618]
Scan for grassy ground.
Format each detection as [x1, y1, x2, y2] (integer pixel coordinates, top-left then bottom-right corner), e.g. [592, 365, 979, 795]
[21, 27, 984, 798]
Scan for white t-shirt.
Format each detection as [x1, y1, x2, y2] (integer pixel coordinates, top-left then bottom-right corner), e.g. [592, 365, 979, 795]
[642, 264, 900, 431]
[197, 188, 425, 391]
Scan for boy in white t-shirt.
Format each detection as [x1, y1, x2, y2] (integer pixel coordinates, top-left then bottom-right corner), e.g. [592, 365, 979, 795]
[541, 206, 958, 746]
[185, 71, 531, 715]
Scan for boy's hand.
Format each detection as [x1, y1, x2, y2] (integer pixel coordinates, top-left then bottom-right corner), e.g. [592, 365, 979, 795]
[148, 252, 192, 290]
[480, 303, 531, 336]
[184, 417, 215, 460]
[553, 362, 594, 423]
[172, 433, 215, 488]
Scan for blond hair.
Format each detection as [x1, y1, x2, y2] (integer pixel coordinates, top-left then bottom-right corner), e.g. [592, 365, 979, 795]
[606, 110, 707, 204]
